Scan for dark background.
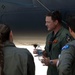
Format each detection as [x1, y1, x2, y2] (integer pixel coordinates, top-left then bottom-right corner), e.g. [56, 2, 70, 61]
[0, 0, 75, 36]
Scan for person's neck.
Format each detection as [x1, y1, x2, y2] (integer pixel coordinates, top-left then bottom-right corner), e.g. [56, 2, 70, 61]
[9, 38, 13, 43]
[53, 24, 62, 35]
[72, 34, 75, 39]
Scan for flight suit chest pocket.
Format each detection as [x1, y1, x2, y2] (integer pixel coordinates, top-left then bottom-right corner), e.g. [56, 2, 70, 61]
[51, 39, 61, 59]
[51, 36, 62, 48]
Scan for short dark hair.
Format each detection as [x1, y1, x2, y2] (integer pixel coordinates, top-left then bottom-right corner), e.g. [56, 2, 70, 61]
[67, 16, 75, 32]
[46, 11, 62, 23]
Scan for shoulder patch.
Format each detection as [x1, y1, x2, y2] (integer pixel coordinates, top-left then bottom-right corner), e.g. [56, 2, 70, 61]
[66, 34, 71, 42]
[62, 45, 69, 50]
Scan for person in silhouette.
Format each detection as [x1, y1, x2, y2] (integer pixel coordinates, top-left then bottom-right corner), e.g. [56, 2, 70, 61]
[0, 24, 35, 75]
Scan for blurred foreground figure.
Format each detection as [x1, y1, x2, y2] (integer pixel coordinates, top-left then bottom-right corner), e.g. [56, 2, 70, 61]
[0, 24, 35, 75]
[58, 16, 75, 75]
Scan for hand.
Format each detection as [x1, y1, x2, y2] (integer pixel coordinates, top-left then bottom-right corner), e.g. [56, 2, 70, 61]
[33, 49, 43, 57]
[33, 49, 38, 54]
[33, 49, 43, 54]
[42, 50, 47, 57]
[41, 57, 50, 66]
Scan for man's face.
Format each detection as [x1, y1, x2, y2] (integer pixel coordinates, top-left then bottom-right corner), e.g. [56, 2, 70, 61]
[45, 16, 57, 31]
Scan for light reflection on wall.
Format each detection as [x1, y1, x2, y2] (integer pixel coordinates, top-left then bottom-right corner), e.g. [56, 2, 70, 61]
[16, 44, 47, 75]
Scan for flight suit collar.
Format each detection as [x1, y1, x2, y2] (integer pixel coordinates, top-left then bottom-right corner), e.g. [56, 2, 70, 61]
[51, 26, 64, 48]
[54, 26, 64, 37]
[50, 26, 64, 38]
[3, 41, 16, 47]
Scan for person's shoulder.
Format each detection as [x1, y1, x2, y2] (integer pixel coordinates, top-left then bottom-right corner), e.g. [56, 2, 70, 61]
[62, 27, 70, 34]
[68, 40, 75, 46]
[16, 47, 33, 57]
[60, 27, 72, 38]
[61, 40, 75, 51]
[16, 47, 29, 54]
[11, 47, 28, 56]
[4, 46, 28, 55]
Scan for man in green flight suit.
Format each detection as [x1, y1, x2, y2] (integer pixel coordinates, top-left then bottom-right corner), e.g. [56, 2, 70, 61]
[33, 11, 73, 75]
[58, 16, 75, 75]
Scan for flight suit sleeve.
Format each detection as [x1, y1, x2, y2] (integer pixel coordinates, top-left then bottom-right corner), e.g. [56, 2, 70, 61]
[58, 45, 75, 75]
[17, 50, 28, 75]
[25, 49, 35, 75]
[18, 49, 35, 75]
[60, 30, 73, 48]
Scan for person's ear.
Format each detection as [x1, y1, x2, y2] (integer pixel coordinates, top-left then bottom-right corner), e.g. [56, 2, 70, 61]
[54, 20, 58, 25]
[9, 31, 13, 42]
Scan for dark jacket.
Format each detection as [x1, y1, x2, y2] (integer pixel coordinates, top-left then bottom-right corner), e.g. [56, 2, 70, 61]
[3, 41, 35, 75]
